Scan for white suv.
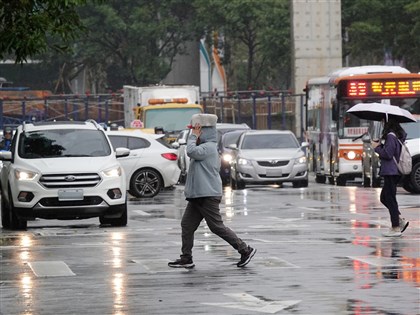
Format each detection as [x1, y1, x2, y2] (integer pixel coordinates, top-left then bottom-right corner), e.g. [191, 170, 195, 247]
[0, 120, 130, 230]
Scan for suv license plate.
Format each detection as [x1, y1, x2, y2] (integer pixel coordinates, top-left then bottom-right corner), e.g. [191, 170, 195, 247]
[58, 189, 84, 201]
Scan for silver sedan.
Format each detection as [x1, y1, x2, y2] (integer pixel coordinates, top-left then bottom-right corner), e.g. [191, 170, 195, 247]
[229, 130, 309, 189]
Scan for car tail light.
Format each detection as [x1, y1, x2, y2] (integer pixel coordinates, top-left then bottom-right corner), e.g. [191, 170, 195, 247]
[161, 153, 178, 161]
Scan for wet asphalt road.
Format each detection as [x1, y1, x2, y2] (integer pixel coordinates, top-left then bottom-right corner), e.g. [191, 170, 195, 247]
[0, 177, 419, 315]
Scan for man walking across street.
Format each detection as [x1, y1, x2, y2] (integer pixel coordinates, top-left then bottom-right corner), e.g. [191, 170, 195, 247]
[169, 113, 256, 268]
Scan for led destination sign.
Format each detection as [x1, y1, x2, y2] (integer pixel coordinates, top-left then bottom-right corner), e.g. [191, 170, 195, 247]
[343, 79, 420, 98]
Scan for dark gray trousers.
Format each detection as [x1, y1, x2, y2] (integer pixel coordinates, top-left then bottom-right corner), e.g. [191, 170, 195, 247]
[181, 197, 247, 258]
[380, 175, 401, 227]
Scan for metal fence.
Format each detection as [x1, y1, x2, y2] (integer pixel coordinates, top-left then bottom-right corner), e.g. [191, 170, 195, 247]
[202, 91, 305, 139]
[0, 91, 305, 138]
[0, 94, 125, 128]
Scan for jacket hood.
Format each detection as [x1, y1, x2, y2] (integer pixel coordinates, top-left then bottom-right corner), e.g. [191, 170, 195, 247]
[199, 126, 217, 143]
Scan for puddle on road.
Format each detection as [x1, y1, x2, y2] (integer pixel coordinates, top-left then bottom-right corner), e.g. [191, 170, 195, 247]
[0, 236, 21, 246]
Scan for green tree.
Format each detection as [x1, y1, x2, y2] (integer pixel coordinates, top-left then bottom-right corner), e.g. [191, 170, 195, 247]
[195, 0, 290, 90]
[0, 0, 89, 63]
[70, 0, 202, 91]
[342, 0, 420, 72]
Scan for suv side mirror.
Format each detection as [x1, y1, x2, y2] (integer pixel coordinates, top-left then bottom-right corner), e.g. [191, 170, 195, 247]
[301, 141, 309, 148]
[178, 139, 186, 145]
[0, 151, 12, 161]
[228, 144, 238, 150]
[115, 147, 130, 158]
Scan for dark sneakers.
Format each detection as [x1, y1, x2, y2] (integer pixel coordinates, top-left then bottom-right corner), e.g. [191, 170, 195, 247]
[168, 256, 195, 269]
[237, 246, 256, 267]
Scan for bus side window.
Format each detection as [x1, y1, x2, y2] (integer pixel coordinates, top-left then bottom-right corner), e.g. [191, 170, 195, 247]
[332, 99, 338, 122]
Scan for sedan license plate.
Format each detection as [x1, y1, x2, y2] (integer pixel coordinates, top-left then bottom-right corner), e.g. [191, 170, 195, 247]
[266, 169, 282, 177]
[58, 189, 84, 201]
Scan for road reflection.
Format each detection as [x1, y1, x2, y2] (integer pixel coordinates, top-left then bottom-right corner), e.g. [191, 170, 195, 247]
[109, 232, 126, 314]
[351, 238, 420, 288]
[19, 234, 34, 315]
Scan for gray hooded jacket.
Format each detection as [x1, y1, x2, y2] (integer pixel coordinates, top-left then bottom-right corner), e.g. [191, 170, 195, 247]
[184, 126, 222, 199]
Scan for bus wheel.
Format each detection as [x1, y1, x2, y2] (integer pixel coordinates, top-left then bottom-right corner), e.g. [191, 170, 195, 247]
[336, 176, 347, 186]
[315, 175, 326, 184]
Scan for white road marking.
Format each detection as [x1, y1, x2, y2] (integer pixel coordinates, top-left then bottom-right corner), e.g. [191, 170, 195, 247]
[257, 256, 300, 268]
[202, 293, 301, 314]
[28, 261, 76, 277]
[347, 256, 413, 267]
[132, 210, 152, 216]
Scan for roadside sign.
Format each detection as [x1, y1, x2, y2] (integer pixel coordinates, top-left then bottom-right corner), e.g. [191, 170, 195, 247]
[130, 119, 143, 128]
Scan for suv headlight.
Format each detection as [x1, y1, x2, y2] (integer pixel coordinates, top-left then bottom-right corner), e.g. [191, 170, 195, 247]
[295, 156, 307, 164]
[15, 169, 38, 181]
[102, 166, 122, 178]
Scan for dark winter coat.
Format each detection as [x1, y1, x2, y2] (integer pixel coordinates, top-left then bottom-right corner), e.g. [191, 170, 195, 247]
[374, 131, 407, 176]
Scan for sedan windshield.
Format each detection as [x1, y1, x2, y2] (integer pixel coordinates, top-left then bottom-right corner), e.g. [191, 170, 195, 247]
[241, 134, 299, 150]
[19, 129, 111, 158]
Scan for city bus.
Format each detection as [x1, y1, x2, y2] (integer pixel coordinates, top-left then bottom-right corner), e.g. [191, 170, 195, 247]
[305, 65, 420, 186]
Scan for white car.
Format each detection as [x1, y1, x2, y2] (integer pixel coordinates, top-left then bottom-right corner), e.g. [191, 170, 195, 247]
[0, 120, 129, 230]
[106, 130, 181, 198]
[229, 130, 309, 189]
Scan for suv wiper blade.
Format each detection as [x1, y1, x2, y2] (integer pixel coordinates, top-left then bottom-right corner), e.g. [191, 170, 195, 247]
[61, 154, 91, 157]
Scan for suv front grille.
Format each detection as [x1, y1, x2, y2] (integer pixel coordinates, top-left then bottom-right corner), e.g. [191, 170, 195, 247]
[39, 173, 101, 188]
[39, 196, 104, 207]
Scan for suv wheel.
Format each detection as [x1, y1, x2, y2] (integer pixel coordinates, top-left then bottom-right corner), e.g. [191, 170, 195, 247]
[130, 168, 163, 198]
[100, 203, 128, 227]
[1, 191, 11, 229]
[7, 188, 27, 230]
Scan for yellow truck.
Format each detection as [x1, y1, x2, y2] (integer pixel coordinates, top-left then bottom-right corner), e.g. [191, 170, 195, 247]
[123, 85, 203, 142]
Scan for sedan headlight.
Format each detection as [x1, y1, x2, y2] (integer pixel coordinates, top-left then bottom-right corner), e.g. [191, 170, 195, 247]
[102, 166, 122, 178]
[295, 156, 307, 164]
[223, 154, 232, 162]
[238, 157, 251, 166]
[14, 169, 38, 181]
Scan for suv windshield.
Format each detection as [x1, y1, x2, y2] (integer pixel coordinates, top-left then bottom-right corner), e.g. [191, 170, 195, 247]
[19, 129, 111, 158]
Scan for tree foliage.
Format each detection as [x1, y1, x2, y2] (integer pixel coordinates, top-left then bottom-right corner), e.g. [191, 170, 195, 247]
[342, 0, 420, 71]
[194, 0, 290, 90]
[2, 0, 419, 93]
[0, 0, 88, 63]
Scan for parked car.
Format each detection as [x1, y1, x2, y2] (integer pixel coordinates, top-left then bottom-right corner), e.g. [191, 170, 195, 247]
[0, 120, 129, 230]
[106, 130, 180, 198]
[229, 130, 309, 189]
[172, 123, 251, 184]
[218, 130, 248, 185]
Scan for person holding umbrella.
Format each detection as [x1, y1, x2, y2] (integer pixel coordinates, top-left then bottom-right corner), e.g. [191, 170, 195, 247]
[372, 118, 409, 237]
